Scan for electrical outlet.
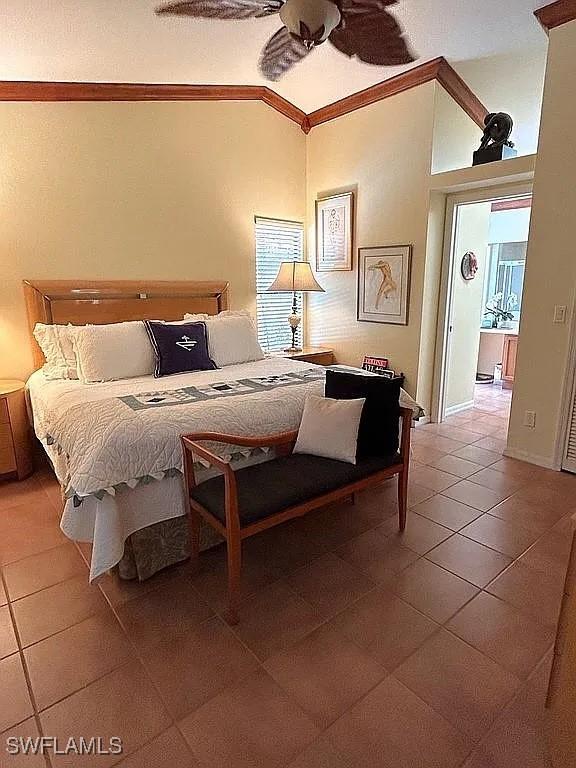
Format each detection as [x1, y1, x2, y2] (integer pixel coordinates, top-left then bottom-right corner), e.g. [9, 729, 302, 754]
[554, 305, 567, 324]
[524, 410, 536, 428]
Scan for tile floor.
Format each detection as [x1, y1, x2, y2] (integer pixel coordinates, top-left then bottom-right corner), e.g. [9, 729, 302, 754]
[0, 382, 574, 767]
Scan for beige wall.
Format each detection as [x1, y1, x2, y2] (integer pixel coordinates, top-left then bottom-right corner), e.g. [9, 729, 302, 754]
[431, 85, 480, 174]
[0, 100, 306, 380]
[305, 83, 437, 399]
[454, 47, 547, 158]
[445, 201, 491, 412]
[508, 21, 576, 467]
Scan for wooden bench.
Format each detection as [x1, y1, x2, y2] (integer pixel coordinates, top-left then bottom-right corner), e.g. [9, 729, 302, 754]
[181, 406, 412, 624]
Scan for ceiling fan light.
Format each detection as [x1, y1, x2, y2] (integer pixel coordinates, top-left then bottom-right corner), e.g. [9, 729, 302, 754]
[279, 0, 341, 44]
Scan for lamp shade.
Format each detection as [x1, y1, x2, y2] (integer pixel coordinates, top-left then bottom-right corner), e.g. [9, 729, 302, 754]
[267, 262, 325, 293]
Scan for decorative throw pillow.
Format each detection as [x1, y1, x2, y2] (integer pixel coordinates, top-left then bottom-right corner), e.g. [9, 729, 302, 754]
[33, 323, 78, 379]
[294, 394, 366, 465]
[71, 321, 156, 383]
[145, 320, 217, 377]
[325, 369, 401, 458]
[204, 315, 265, 367]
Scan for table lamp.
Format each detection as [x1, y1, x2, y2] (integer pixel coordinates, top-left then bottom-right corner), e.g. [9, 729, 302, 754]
[267, 261, 325, 352]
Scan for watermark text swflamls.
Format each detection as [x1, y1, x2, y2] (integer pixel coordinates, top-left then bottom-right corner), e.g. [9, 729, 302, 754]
[6, 736, 123, 756]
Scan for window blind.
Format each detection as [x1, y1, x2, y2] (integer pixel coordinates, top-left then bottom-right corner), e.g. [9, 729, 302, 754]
[255, 217, 304, 352]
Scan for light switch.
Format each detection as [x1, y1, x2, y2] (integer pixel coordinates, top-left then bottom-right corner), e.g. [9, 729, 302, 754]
[554, 305, 567, 324]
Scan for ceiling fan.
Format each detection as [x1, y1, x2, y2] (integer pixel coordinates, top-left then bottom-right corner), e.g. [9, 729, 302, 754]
[156, 0, 416, 81]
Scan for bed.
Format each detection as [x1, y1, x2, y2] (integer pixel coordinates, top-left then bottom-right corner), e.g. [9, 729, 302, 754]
[24, 279, 422, 583]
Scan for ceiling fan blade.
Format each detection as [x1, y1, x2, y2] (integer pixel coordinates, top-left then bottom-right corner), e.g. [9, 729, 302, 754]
[329, 0, 415, 66]
[156, 0, 282, 20]
[259, 27, 311, 81]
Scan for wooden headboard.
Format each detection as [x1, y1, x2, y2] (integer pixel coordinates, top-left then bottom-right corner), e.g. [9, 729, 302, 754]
[23, 279, 230, 369]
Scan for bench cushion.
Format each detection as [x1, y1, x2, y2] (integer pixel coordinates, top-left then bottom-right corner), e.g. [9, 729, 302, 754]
[190, 452, 401, 527]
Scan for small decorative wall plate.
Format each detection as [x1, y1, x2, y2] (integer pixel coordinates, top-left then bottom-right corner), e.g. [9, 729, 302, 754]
[461, 251, 478, 281]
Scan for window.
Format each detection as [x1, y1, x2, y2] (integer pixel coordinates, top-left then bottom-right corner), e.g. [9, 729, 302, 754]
[483, 241, 527, 322]
[255, 217, 304, 352]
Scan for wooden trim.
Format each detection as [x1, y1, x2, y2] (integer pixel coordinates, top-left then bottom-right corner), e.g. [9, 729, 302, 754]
[491, 197, 532, 211]
[23, 279, 230, 369]
[535, 0, 576, 31]
[435, 58, 488, 128]
[0, 59, 486, 133]
[306, 57, 488, 130]
[0, 80, 307, 129]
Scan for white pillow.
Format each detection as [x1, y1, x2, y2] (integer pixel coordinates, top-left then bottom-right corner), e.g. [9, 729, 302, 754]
[204, 316, 265, 367]
[294, 394, 366, 464]
[33, 323, 78, 380]
[182, 313, 209, 322]
[71, 321, 155, 383]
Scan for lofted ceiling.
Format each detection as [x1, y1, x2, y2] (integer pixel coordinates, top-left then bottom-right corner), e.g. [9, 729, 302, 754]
[1, 0, 548, 112]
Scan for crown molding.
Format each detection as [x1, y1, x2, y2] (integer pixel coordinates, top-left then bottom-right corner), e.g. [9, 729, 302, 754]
[535, 0, 576, 31]
[0, 59, 487, 134]
[0, 80, 307, 128]
[306, 57, 487, 130]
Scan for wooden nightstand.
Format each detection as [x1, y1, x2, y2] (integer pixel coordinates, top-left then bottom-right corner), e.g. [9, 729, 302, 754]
[275, 347, 335, 366]
[0, 380, 33, 480]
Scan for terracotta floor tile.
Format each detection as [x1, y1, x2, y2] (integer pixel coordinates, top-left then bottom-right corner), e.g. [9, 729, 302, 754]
[447, 592, 554, 679]
[424, 435, 468, 454]
[284, 553, 375, 620]
[25, 611, 133, 710]
[460, 514, 541, 558]
[412, 495, 483, 531]
[265, 623, 387, 728]
[97, 561, 188, 607]
[179, 669, 319, 768]
[0, 717, 45, 768]
[442, 480, 509, 512]
[426, 535, 512, 587]
[518, 530, 573, 580]
[461, 673, 552, 768]
[12, 575, 109, 647]
[429, 454, 484, 479]
[0, 476, 57, 513]
[409, 465, 460, 492]
[40, 661, 171, 768]
[329, 588, 438, 670]
[0, 500, 66, 565]
[486, 561, 564, 629]
[488, 495, 566, 534]
[116, 574, 213, 650]
[410, 444, 447, 466]
[451, 444, 501, 467]
[336, 527, 419, 584]
[434, 425, 485, 445]
[0, 653, 33, 733]
[407, 482, 436, 507]
[468, 436, 507, 454]
[3, 543, 86, 601]
[115, 727, 200, 768]
[395, 629, 519, 740]
[325, 676, 472, 768]
[392, 558, 479, 623]
[287, 737, 357, 768]
[468, 467, 525, 496]
[0, 605, 18, 660]
[0, 579, 7, 607]
[490, 458, 551, 482]
[140, 615, 259, 720]
[231, 581, 321, 661]
[380, 511, 454, 554]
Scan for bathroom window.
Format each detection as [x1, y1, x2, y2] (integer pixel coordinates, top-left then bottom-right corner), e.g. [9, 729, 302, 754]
[483, 241, 527, 321]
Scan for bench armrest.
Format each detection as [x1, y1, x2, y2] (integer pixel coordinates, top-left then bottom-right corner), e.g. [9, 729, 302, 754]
[399, 406, 412, 463]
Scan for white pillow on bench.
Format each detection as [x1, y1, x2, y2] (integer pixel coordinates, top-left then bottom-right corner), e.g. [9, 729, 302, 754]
[294, 394, 366, 465]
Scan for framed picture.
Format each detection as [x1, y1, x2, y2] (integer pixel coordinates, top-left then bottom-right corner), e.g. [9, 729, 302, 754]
[315, 192, 354, 271]
[357, 244, 412, 325]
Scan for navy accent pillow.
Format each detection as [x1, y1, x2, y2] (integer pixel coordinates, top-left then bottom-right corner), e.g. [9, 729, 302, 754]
[144, 321, 217, 377]
[325, 369, 401, 458]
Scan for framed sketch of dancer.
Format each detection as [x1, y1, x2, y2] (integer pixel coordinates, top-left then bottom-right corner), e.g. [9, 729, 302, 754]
[315, 192, 354, 271]
[357, 245, 412, 325]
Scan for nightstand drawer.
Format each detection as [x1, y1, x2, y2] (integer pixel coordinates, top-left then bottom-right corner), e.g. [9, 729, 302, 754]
[0, 400, 9, 424]
[0, 422, 17, 474]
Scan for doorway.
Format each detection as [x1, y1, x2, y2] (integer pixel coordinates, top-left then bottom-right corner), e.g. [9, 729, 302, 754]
[433, 186, 532, 436]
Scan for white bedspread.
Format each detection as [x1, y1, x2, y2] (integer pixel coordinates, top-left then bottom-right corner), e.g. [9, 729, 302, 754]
[27, 359, 422, 581]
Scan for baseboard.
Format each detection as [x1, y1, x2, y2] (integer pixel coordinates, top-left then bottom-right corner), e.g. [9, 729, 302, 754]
[503, 446, 561, 470]
[445, 400, 475, 417]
